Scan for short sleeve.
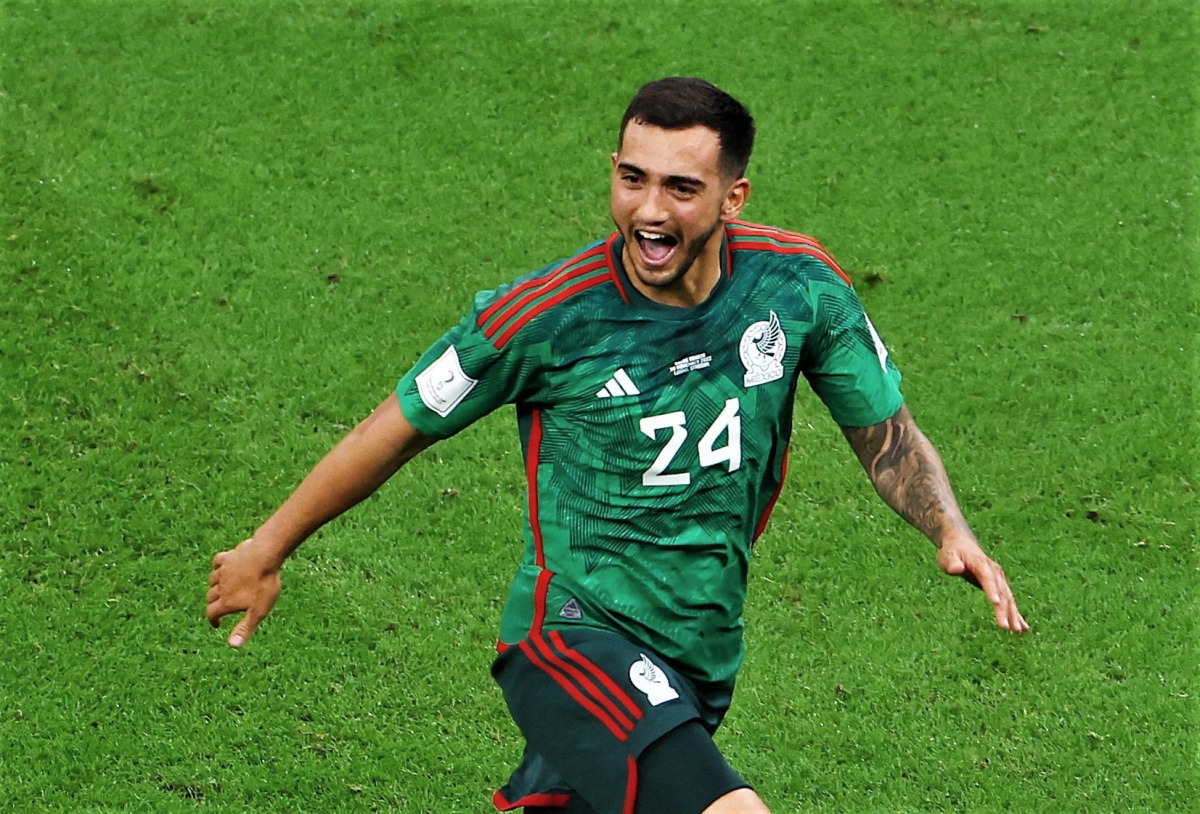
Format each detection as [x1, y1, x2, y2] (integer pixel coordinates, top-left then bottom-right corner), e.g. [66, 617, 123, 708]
[397, 286, 551, 439]
[801, 280, 904, 428]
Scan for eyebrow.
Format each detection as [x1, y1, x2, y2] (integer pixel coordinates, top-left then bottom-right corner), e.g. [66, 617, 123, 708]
[616, 161, 707, 190]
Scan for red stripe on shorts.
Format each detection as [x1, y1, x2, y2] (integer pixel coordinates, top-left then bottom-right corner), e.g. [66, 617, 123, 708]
[623, 754, 638, 814]
[531, 634, 639, 735]
[492, 789, 571, 811]
[518, 638, 630, 742]
[547, 630, 644, 722]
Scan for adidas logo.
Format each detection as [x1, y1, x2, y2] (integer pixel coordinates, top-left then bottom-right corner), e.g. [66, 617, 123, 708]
[596, 368, 640, 398]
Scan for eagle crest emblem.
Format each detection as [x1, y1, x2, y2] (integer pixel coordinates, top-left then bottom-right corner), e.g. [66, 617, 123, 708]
[739, 311, 787, 387]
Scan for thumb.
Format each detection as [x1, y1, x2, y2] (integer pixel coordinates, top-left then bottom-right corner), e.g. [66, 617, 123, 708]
[228, 613, 262, 649]
[937, 546, 966, 576]
[224, 566, 281, 649]
[937, 545, 983, 590]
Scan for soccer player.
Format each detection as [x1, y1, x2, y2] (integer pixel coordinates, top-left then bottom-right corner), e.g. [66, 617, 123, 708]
[206, 77, 1030, 814]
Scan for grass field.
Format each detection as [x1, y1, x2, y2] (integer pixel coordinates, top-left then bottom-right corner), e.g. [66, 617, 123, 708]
[1, 0, 1196, 811]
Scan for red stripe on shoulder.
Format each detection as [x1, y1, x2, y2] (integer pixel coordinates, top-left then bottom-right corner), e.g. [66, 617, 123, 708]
[479, 235, 624, 349]
[491, 272, 611, 349]
[478, 242, 608, 328]
[483, 256, 608, 342]
[727, 220, 852, 285]
[728, 220, 824, 248]
[603, 231, 628, 302]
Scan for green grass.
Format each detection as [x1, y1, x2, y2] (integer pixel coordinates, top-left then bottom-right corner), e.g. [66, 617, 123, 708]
[1, 0, 1195, 811]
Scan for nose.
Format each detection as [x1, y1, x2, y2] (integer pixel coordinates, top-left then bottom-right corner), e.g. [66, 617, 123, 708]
[634, 185, 669, 224]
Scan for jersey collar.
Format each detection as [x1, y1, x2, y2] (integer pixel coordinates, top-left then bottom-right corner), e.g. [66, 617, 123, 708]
[607, 230, 732, 318]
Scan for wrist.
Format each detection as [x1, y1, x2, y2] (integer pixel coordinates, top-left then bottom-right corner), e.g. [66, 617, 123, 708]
[243, 532, 292, 571]
[935, 525, 979, 551]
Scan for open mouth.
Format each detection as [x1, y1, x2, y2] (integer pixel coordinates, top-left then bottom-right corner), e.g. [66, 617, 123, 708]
[635, 230, 678, 267]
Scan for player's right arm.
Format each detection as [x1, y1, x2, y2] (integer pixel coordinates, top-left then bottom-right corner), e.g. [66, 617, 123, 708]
[207, 261, 562, 648]
[205, 392, 435, 647]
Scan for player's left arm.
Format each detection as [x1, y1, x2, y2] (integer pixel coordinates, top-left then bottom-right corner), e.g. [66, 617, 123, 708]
[840, 405, 1030, 632]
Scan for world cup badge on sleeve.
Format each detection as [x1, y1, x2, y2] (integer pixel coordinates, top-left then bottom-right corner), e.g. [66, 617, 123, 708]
[416, 346, 478, 417]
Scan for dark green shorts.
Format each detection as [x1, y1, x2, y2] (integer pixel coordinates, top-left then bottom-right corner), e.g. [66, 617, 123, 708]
[491, 627, 747, 813]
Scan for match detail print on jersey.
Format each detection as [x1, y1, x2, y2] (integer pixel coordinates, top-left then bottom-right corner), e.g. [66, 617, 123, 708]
[670, 353, 713, 376]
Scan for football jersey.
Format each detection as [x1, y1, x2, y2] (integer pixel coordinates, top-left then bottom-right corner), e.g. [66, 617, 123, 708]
[397, 220, 903, 689]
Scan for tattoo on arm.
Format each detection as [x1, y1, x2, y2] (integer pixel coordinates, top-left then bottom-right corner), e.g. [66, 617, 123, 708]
[841, 406, 970, 548]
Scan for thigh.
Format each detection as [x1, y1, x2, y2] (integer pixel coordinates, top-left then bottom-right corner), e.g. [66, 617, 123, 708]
[634, 721, 749, 814]
[493, 629, 705, 814]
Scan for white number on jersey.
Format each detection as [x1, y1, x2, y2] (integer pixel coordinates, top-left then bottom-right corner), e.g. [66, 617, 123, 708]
[639, 411, 690, 487]
[639, 399, 742, 487]
[698, 398, 742, 472]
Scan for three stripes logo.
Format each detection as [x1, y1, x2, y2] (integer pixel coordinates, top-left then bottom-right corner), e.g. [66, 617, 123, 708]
[596, 368, 640, 399]
[518, 631, 645, 743]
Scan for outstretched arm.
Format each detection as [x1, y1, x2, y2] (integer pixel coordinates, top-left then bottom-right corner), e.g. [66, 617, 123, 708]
[840, 405, 1030, 632]
[205, 392, 436, 647]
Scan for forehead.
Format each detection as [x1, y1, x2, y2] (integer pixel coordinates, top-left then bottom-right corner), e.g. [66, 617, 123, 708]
[616, 121, 724, 179]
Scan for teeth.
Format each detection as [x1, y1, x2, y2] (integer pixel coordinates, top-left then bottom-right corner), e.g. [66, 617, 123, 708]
[637, 230, 669, 242]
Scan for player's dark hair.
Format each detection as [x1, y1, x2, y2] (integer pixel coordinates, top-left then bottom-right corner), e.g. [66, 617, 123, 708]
[619, 77, 756, 179]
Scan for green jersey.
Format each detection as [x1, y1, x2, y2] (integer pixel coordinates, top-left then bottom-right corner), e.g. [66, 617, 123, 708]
[397, 220, 903, 689]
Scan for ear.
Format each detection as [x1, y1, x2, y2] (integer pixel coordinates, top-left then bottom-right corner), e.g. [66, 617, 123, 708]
[719, 178, 751, 223]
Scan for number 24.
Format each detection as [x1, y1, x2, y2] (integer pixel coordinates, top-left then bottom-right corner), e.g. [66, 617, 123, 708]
[639, 398, 741, 487]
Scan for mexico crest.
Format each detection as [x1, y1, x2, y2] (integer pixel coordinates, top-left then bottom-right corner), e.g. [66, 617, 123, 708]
[740, 311, 786, 387]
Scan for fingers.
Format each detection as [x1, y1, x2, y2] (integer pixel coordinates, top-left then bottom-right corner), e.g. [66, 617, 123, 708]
[205, 550, 229, 628]
[204, 589, 261, 646]
[972, 557, 1030, 634]
[996, 594, 1030, 634]
[205, 583, 233, 630]
[224, 576, 280, 647]
[205, 542, 282, 648]
[204, 599, 258, 646]
[938, 545, 1030, 633]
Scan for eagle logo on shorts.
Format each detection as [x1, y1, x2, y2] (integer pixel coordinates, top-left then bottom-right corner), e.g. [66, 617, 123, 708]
[629, 654, 680, 706]
[739, 311, 786, 387]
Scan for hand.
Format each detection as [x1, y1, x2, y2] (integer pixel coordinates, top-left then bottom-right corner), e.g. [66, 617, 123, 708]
[206, 538, 283, 648]
[936, 539, 1030, 633]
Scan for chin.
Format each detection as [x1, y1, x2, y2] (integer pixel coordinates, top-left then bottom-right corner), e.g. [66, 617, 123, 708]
[633, 264, 684, 289]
